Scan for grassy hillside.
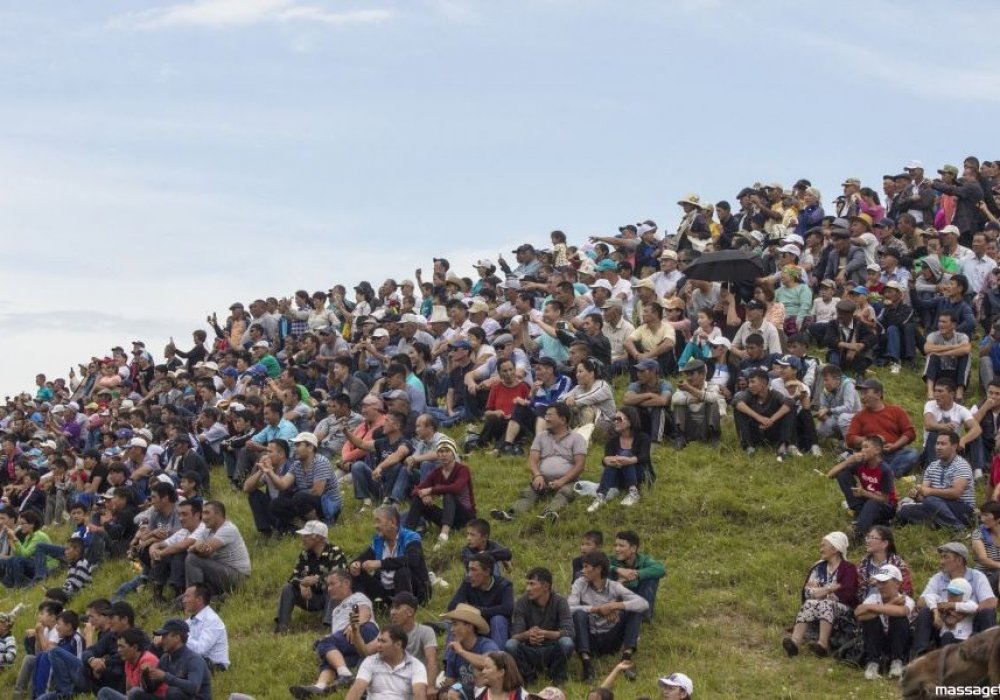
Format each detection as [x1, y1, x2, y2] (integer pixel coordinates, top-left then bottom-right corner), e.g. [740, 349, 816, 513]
[0, 362, 968, 699]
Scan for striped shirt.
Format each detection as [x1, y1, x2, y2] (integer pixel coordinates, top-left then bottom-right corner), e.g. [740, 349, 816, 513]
[922, 455, 975, 507]
[62, 558, 94, 598]
[0, 634, 15, 667]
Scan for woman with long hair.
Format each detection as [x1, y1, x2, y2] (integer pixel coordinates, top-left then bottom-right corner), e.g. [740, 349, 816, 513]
[476, 652, 526, 700]
[587, 406, 651, 513]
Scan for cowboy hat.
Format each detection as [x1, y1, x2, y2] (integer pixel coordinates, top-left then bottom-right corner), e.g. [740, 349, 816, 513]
[440, 604, 489, 635]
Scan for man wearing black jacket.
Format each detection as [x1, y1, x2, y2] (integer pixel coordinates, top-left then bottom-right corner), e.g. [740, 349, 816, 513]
[876, 282, 917, 372]
[933, 164, 985, 244]
[822, 300, 877, 378]
[506, 567, 575, 685]
[448, 553, 514, 648]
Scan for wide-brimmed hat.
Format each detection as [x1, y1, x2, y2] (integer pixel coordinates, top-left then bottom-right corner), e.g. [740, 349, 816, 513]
[427, 306, 449, 324]
[440, 603, 489, 635]
[676, 193, 701, 207]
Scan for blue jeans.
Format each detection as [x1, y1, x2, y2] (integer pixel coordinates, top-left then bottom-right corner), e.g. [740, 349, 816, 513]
[923, 432, 985, 471]
[32, 543, 66, 582]
[884, 448, 920, 478]
[0, 555, 35, 588]
[572, 608, 642, 657]
[350, 461, 402, 502]
[835, 471, 895, 540]
[41, 646, 84, 697]
[882, 324, 916, 362]
[487, 615, 510, 649]
[427, 406, 472, 428]
[597, 465, 637, 496]
[634, 578, 660, 621]
[896, 495, 975, 530]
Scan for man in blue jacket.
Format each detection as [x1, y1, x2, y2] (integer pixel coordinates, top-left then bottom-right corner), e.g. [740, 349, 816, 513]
[349, 506, 430, 605]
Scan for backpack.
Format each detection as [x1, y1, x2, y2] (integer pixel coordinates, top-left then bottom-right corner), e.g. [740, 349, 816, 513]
[829, 614, 865, 668]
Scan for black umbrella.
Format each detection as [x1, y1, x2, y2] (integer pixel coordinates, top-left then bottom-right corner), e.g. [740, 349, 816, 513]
[681, 249, 765, 284]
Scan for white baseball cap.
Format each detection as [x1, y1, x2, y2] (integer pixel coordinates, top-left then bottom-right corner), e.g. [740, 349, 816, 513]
[658, 673, 693, 695]
[295, 520, 329, 538]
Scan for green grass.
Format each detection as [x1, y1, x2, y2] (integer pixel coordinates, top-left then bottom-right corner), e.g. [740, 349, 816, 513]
[0, 360, 980, 699]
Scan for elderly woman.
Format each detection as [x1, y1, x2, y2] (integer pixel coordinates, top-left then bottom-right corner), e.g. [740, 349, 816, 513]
[972, 500, 1000, 595]
[794, 187, 825, 237]
[783, 531, 858, 658]
[564, 357, 616, 439]
[774, 266, 813, 335]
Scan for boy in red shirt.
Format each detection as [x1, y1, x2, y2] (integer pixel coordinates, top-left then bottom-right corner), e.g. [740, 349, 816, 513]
[827, 434, 897, 544]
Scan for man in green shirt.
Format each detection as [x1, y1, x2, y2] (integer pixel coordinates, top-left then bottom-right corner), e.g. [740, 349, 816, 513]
[609, 530, 665, 623]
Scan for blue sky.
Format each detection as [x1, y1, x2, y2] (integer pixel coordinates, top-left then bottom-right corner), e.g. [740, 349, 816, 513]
[1, 0, 998, 394]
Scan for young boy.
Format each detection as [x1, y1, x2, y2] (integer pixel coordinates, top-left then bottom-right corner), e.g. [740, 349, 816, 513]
[460, 519, 513, 578]
[933, 578, 976, 646]
[179, 470, 204, 505]
[61, 539, 95, 599]
[31, 610, 85, 698]
[571, 530, 603, 581]
[0, 612, 15, 670]
[786, 333, 820, 398]
[826, 435, 896, 544]
[808, 279, 840, 344]
[13, 600, 62, 698]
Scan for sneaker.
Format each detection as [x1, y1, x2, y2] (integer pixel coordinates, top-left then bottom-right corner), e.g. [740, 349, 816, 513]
[787, 445, 803, 458]
[776, 446, 786, 463]
[621, 488, 640, 507]
[358, 498, 372, 514]
[587, 495, 605, 514]
[433, 533, 449, 551]
[429, 571, 450, 588]
[605, 487, 620, 501]
[888, 659, 904, 678]
[864, 662, 880, 680]
[890, 363, 901, 374]
[537, 510, 559, 523]
[333, 674, 355, 688]
[975, 468, 984, 482]
[673, 435, 687, 451]
[745, 446, 756, 457]
[810, 445, 823, 458]
[490, 508, 513, 522]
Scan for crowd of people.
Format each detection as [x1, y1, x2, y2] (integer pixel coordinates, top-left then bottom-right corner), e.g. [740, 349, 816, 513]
[4, 155, 1000, 697]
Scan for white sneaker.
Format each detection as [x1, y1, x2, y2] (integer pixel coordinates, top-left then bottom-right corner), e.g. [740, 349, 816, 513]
[864, 662, 880, 680]
[433, 533, 449, 551]
[621, 488, 640, 507]
[975, 468, 984, 482]
[606, 487, 620, 501]
[587, 496, 605, 514]
[428, 571, 450, 588]
[890, 363, 901, 374]
[888, 659, 904, 678]
[787, 446, 803, 458]
[358, 498, 372, 513]
[809, 445, 823, 458]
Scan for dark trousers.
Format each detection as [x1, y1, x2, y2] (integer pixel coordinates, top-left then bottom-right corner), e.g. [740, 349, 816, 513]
[672, 403, 721, 442]
[835, 471, 896, 541]
[247, 490, 280, 534]
[504, 637, 575, 683]
[861, 615, 911, 664]
[637, 406, 669, 442]
[271, 490, 324, 531]
[827, 349, 872, 377]
[734, 410, 793, 449]
[403, 494, 475, 532]
[911, 607, 996, 656]
[792, 407, 819, 451]
[572, 609, 641, 657]
[922, 431, 985, 471]
[150, 551, 187, 593]
[275, 581, 327, 628]
[478, 414, 511, 449]
[353, 567, 414, 604]
[896, 497, 975, 530]
[923, 354, 972, 389]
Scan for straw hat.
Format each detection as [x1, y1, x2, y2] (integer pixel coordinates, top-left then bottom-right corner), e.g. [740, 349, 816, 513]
[676, 193, 701, 207]
[440, 603, 489, 635]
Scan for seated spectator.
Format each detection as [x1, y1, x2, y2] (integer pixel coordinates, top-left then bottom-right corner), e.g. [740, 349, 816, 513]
[786, 332, 821, 396]
[343, 624, 428, 700]
[971, 501, 1000, 596]
[911, 542, 997, 657]
[448, 553, 514, 648]
[587, 407, 650, 513]
[271, 432, 341, 528]
[734, 334, 778, 389]
[923, 311, 972, 402]
[461, 519, 512, 578]
[922, 379, 984, 478]
[274, 520, 348, 634]
[601, 298, 635, 377]
[490, 403, 586, 524]
[348, 410, 413, 511]
[185, 501, 251, 595]
[4, 468, 45, 515]
[876, 281, 916, 373]
[769, 354, 821, 458]
[706, 336, 738, 403]
[476, 651, 526, 700]
[979, 321, 1000, 396]
[856, 525, 913, 603]
[846, 379, 919, 478]
[623, 359, 672, 443]
[609, 530, 666, 622]
[58, 538, 94, 599]
[505, 567, 574, 685]
[132, 481, 182, 577]
[404, 438, 475, 551]
[571, 531, 603, 582]
[149, 499, 204, 604]
[806, 279, 840, 345]
[815, 364, 860, 445]
[351, 505, 431, 605]
[365, 592, 438, 683]
[730, 299, 782, 358]
[855, 564, 915, 681]
[144, 618, 212, 700]
[86, 627, 158, 700]
[0, 612, 15, 671]
[314, 394, 364, 467]
[503, 358, 572, 456]
[670, 359, 724, 450]
[0, 510, 54, 588]
[897, 431, 976, 531]
[568, 551, 647, 682]
[826, 436, 896, 544]
[181, 582, 230, 671]
[243, 438, 293, 537]
[439, 604, 499, 700]
[13, 599, 62, 699]
[623, 301, 677, 376]
[290, 569, 379, 697]
[677, 309, 722, 368]
[657, 672, 694, 700]
[235, 399, 298, 488]
[732, 369, 794, 460]
[564, 358, 616, 441]
[167, 437, 210, 495]
[403, 413, 448, 484]
[477, 359, 531, 454]
[822, 300, 876, 378]
[782, 532, 857, 659]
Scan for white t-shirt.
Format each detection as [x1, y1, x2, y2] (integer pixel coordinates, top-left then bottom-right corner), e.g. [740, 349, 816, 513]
[356, 651, 428, 700]
[854, 233, 878, 267]
[328, 591, 374, 633]
[923, 400, 975, 435]
[861, 592, 915, 631]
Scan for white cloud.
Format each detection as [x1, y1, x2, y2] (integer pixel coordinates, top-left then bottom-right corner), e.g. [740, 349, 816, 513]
[112, 0, 394, 31]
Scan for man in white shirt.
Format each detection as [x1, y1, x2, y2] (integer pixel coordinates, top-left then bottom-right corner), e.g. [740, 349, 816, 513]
[922, 379, 984, 479]
[346, 625, 427, 700]
[962, 233, 997, 301]
[650, 251, 684, 299]
[182, 582, 230, 670]
[601, 300, 635, 376]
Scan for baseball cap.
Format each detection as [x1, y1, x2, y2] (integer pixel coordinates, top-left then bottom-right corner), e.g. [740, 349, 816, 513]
[778, 244, 801, 256]
[253, 340, 270, 349]
[938, 164, 959, 177]
[635, 359, 660, 373]
[819, 279, 836, 288]
[775, 354, 801, 370]
[851, 286, 869, 296]
[601, 298, 623, 309]
[885, 281, 905, 292]
[492, 333, 514, 348]
[474, 259, 495, 269]
[449, 340, 471, 351]
[707, 336, 732, 349]
[221, 367, 239, 378]
[680, 359, 706, 373]
[589, 279, 614, 292]
[904, 160, 924, 170]
[381, 389, 409, 402]
[295, 520, 329, 538]
[658, 673, 694, 696]
[127, 438, 148, 449]
[526, 689, 566, 700]
[659, 250, 678, 261]
[841, 177, 861, 187]
[746, 299, 765, 311]
[595, 259, 618, 272]
[872, 564, 902, 582]
[291, 433, 319, 448]
[371, 328, 390, 338]
[946, 578, 972, 597]
[154, 619, 190, 637]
